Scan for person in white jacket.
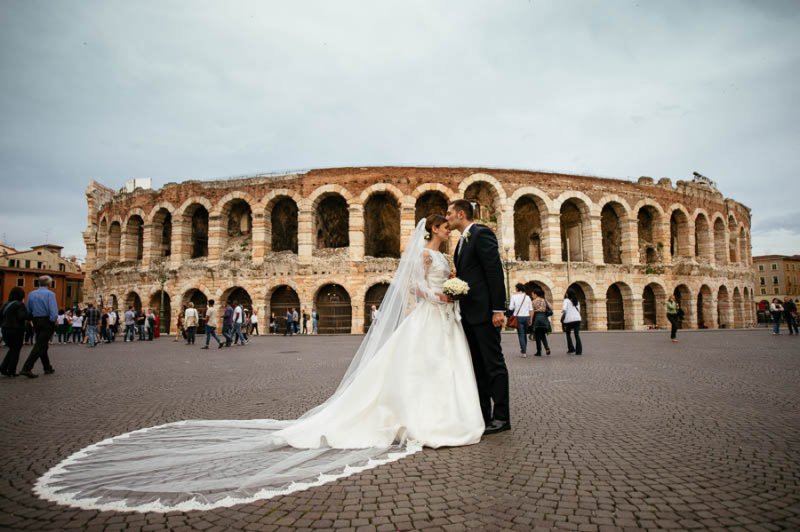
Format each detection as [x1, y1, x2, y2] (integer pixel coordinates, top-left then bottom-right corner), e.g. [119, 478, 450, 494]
[562, 289, 583, 355]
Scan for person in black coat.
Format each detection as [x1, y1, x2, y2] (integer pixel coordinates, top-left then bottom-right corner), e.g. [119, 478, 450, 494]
[446, 199, 510, 435]
[783, 297, 799, 335]
[1, 287, 29, 377]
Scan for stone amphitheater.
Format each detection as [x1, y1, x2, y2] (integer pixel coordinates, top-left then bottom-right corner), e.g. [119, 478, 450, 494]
[82, 167, 755, 334]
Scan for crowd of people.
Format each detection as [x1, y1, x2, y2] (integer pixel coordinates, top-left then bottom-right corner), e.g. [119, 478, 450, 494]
[768, 297, 799, 335]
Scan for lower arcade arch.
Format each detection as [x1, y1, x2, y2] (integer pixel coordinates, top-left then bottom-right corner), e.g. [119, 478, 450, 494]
[566, 282, 591, 330]
[364, 282, 390, 333]
[149, 290, 172, 333]
[315, 284, 352, 334]
[269, 286, 301, 332]
[673, 284, 693, 327]
[125, 291, 142, 312]
[182, 289, 209, 320]
[697, 285, 713, 329]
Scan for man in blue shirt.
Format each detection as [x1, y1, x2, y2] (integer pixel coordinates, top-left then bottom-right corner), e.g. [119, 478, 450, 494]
[20, 275, 58, 378]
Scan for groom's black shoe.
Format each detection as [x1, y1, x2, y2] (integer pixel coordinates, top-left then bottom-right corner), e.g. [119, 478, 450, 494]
[483, 419, 511, 435]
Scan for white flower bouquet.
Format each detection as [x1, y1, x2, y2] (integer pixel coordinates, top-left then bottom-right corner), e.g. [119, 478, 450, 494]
[442, 278, 470, 300]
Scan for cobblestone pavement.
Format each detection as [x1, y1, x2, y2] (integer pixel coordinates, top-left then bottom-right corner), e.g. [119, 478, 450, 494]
[0, 329, 798, 531]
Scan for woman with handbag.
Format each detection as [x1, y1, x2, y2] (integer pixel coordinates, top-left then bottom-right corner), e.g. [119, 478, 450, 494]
[531, 287, 552, 357]
[666, 295, 680, 342]
[507, 283, 533, 357]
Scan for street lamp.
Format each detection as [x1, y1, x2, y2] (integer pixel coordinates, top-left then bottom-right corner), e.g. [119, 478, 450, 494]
[503, 244, 512, 309]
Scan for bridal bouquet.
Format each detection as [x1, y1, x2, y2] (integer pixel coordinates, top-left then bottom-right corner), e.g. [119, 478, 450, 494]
[442, 278, 470, 300]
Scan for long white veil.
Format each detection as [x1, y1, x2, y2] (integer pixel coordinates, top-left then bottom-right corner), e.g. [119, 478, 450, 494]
[35, 220, 432, 512]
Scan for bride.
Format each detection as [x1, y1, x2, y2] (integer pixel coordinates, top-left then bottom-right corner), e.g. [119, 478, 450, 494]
[36, 215, 485, 512]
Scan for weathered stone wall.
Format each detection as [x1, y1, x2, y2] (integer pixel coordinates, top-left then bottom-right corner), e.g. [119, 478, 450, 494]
[83, 167, 755, 333]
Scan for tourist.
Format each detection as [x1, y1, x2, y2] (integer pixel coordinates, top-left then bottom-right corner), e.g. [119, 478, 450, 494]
[666, 294, 680, 342]
[146, 309, 156, 341]
[562, 289, 583, 355]
[136, 309, 146, 341]
[184, 302, 199, 345]
[99, 308, 110, 343]
[174, 305, 186, 342]
[0, 286, 28, 377]
[770, 298, 784, 335]
[302, 309, 309, 335]
[284, 308, 294, 336]
[19, 275, 58, 378]
[222, 300, 234, 347]
[124, 306, 136, 342]
[201, 299, 224, 349]
[71, 310, 84, 344]
[530, 287, 552, 357]
[507, 283, 532, 357]
[783, 297, 798, 336]
[108, 308, 118, 342]
[250, 310, 259, 336]
[55, 309, 69, 344]
[292, 308, 300, 335]
[311, 308, 319, 335]
[84, 303, 101, 348]
[269, 312, 277, 334]
[232, 301, 247, 345]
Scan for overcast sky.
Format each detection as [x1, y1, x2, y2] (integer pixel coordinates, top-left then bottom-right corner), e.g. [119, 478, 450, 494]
[1, 0, 798, 259]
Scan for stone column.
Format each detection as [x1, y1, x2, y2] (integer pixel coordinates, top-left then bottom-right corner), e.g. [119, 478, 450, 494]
[629, 293, 644, 330]
[706, 295, 719, 329]
[351, 300, 364, 335]
[141, 223, 154, 268]
[498, 207, 513, 254]
[349, 204, 364, 262]
[621, 219, 639, 265]
[659, 221, 672, 264]
[589, 295, 606, 331]
[297, 206, 313, 265]
[251, 213, 266, 264]
[542, 213, 562, 263]
[170, 219, 190, 269]
[399, 203, 416, 252]
[684, 294, 698, 329]
[207, 215, 224, 263]
[587, 214, 603, 265]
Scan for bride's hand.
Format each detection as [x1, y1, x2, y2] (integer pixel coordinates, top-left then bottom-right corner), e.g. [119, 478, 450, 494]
[449, 270, 456, 279]
[437, 293, 452, 303]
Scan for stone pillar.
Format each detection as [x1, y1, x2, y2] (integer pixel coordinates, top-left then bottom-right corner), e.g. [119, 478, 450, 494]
[684, 294, 698, 329]
[706, 296, 719, 329]
[542, 214, 562, 263]
[659, 221, 672, 264]
[589, 295, 606, 331]
[399, 203, 416, 252]
[141, 223, 154, 268]
[298, 206, 313, 265]
[251, 213, 266, 264]
[352, 300, 364, 334]
[629, 293, 644, 330]
[621, 219, 639, 265]
[207, 215, 224, 263]
[499, 207, 513, 254]
[349, 204, 364, 262]
[587, 215, 603, 264]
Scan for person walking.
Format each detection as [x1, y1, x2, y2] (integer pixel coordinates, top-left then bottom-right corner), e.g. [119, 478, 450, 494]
[311, 308, 319, 335]
[284, 309, 294, 336]
[184, 303, 199, 345]
[666, 294, 680, 342]
[71, 310, 83, 344]
[201, 300, 224, 349]
[108, 309, 118, 342]
[174, 305, 185, 342]
[99, 308, 110, 343]
[0, 287, 28, 377]
[222, 301, 234, 347]
[562, 289, 583, 355]
[124, 306, 136, 342]
[232, 301, 247, 345]
[56, 309, 68, 344]
[269, 312, 277, 334]
[530, 287, 552, 357]
[770, 298, 784, 335]
[302, 309, 309, 335]
[292, 308, 300, 335]
[507, 283, 532, 357]
[783, 297, 798, 336]
[19, 276, 58, 378]
[84, 303, 101, 348]
[250, 310, 259, 336]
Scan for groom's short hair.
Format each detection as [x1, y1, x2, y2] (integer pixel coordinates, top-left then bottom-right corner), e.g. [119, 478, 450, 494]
[449, 199, 474, 220]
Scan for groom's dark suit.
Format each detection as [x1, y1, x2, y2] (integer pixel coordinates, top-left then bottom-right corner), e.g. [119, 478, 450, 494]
[454, 223, 510, 424]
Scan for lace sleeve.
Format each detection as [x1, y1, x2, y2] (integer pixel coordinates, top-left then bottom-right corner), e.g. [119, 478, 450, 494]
[414, 249, 439, 302]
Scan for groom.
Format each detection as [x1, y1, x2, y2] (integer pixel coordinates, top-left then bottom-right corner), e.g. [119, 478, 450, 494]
[446, 199, 511, 435]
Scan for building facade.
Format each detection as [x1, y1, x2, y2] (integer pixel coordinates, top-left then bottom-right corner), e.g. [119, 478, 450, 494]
[0, 244, 84, 310]
[83, 167, 755, 333]
[753, 255, 800, 300]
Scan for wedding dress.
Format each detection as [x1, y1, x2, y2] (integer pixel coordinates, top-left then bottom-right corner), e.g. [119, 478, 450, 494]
[35, 220, 484, 512]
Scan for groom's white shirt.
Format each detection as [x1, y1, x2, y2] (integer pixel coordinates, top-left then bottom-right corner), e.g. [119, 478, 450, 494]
[456, 223, 505, 314]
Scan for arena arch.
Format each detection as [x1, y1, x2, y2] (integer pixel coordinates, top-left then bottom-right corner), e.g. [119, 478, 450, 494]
[514, 194, 548, 262]
[266, 194, 299, 254]
[182, 288, 209, 316]
[642, 282, 667, 329]
[673, 284, 693, 328]
[107, 221, 122, 262]
[315, 283, 352, 334]
[267, 284, 301, 333]
[97, 218, 108, 262]
[606, 282, 633, 330]
[713, 215, 727, 266]
[558, 195, 593, 263]
[221, 286, 253, 313]
[599, 201, 628, 265]
[148, 289, 172, 333]
[733, 287, 744, 328]
[150, 207, 173, 259]
[697, 284, 713, 329]
[636, 202, 663, 264]
[461, 177, 505, 235]
[217, 197, 254, 257]
[364, 282, 390, 332]
[364, 191, 401, 258]
[694, 212, 713, 263]
[566, 281, 593, 330]
[415, 190, 451, 253]
[717, 285, 731, 328]
[728, 215, 739, 264]
[669, 207, 692, 260]
[312, 192, 350, 249]
[523, 279, 554, 304]
[124, 291, 142, 312]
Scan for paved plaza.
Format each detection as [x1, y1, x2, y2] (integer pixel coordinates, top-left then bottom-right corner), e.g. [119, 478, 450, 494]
[0, 329, 798, 531]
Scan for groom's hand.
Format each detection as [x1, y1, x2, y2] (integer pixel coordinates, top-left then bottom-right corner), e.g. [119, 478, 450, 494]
[492, 312, 504, 327]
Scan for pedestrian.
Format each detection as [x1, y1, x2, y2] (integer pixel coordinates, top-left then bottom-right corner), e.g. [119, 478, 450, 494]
[19, 275, 58, 378]
[250, 310, 259, 336]
[146, 309, 156, 341]
[531, 287, 552, 357]
[783, 297, 798, 336]
[368, 306, 378, 331]
[184, 302, 199, 345]
[71, 310, 84, 344]
[174, 305, 186, 342]
[770, 298, 784, 335]
[201, 299, 224, 349]
[232, 301, 247, 345]
[269, 312, 277, 334]
[222, 300, 234, 347]
[136, 309, 146, 341]
[284, 308, 294, 336]
[292, 308, 300, 335]
[124, 306, 136, 342]
[507, 283, 532, 357]
[0, 286, 28, 377]
[55, 309, 68, 344]
[302, 309, 309, 335]
[84, 303, 101, 347]
[311, 308, 319, 335]
[108, 308, 118, 342]
[666, 294, 680, 342]
[99, 308, 110, 343]
[562, 289, 583, 355]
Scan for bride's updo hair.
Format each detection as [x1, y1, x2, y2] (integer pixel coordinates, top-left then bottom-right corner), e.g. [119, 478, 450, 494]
[424, 214, 447, 240]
